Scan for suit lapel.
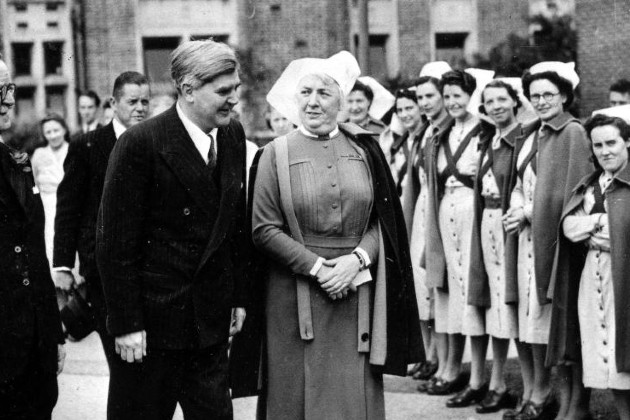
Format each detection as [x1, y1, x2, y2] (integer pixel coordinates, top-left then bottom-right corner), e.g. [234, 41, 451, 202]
[97, 123, 117, 161]
[0, 143, 32, 213]
[196, 123, 244, 275]
[158, 107, 219, 217]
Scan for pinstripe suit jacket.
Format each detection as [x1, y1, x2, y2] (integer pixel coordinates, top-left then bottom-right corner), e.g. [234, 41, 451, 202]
[96, 105, 251, 349]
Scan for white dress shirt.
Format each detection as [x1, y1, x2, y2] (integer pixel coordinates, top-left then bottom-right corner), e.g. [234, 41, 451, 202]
[176, 102, 218, 163]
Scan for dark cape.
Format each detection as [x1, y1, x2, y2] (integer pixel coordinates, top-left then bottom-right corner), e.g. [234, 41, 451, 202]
[547, 165, 630, 370]
[531, 112, 593, 304]
[468, 121, 525, 307]
[229, 123, 424, 398]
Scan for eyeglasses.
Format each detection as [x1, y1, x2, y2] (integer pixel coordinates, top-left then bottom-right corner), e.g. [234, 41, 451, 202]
[0, 83, 16, 103]
[530, 92, 560, 104]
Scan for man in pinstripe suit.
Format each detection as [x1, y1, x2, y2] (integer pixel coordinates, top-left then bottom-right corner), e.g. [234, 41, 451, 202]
[96, 40, 250, 419]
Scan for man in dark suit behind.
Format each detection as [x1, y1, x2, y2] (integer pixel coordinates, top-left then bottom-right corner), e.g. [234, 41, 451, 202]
[52, 72, 150, 407]
[0, 55, 65, 419]
[96, 40, 250, 419]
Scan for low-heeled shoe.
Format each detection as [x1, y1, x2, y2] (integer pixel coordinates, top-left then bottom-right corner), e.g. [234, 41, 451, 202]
[413, 361, 439, 380]
[426, 373, 468, 396]
[514, 394, 558, 420]
[503, 397, 527, 420]
[446, 383, 489, 408]
[476, 389, 515, 413]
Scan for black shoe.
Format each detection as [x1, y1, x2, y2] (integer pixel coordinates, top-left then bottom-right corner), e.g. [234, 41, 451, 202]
[413, 361, 439, 380]
[514, 394, 558, 420]
[446, 383, 489, 408]
[416, 376, 437, 393]
[503, 397, 528, 420]
[476, 389, 515, 413]
[426, 373, 468, 396]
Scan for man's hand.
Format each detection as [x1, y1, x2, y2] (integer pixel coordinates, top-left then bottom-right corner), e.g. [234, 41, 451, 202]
[54, 271, 76, 291]
[115, 330, 146, 363]
[230, 307, 246, 336]
[57, 344, 66, 375]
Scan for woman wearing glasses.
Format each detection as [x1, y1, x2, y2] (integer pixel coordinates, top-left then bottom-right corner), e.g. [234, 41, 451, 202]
[503, 62, 592, 420]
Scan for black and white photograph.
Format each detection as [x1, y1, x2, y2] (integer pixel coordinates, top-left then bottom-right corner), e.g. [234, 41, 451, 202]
[1, 0, 629, 419]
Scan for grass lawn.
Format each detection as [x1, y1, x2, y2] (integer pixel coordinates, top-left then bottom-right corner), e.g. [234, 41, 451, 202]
[385, 358, 619, 419]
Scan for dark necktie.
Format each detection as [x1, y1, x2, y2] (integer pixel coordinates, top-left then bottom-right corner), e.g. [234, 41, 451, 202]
[207, 133, 217, 172]
[317, 134, 330, 141]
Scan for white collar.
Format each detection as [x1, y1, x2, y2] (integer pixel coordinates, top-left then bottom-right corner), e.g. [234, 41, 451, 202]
[112, 118, 127, 140]
[298, 125, 340, 138]
[176, 102, 218, 163]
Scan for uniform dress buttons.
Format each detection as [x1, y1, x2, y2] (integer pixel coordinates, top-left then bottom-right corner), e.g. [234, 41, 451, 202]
[14, 246, 22, 253]
[22, 278, 30, 286]
[603, 340, 607, 345]
[183, 208, 191, 216]
[332, 203, 338, 209]
[603, 358, 608, 363]
[327, 163, 333, 169]
[323, 144, 329, 149]
[331, 182, 337, 187]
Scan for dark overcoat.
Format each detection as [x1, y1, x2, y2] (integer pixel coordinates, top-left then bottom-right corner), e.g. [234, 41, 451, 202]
[0, 142, 63, 382]
[96, 106, 251, 349]
[468, 121, 525, 307]
[53, 123, 117, 312]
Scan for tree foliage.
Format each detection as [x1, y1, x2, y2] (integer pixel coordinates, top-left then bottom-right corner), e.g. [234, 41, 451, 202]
[477, 14, 577, 78]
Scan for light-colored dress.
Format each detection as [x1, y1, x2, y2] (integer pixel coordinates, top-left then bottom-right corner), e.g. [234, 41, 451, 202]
[409, 127, 434, 320]
[511, 131, 552, 344]
[480, 141, 518, 339]
[563, 175, 630, 390]
[252, 129, 384, 420]
[31, 143, 68, 270]
[435, 116, 485, 336]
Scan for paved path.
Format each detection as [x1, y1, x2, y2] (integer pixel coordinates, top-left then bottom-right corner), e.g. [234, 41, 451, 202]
[54, 332, 508, 420]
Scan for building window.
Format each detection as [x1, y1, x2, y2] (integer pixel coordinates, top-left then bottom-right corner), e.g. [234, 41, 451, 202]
[11, 43, 33, 76]
[17, 22, 28, 29]
[43, 42, 64, 75]
[14, 3, 27, 11]
[15, 86, 36, 120]
[46, 3, 59, 11]
[143, 37, 180, 83]
[47, 21, 59, 28]
[190, 34, 229, 43]
[368, 35, 389, 81]
[46, 86, 66, 116]
[435, 32, 468, 66]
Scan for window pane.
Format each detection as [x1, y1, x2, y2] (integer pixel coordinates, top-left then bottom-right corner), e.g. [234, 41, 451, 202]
[46, 86, 66, 117]
[12, 43, 32, 76]
[143, 37, 181, 84]
[44, 42, 64, 75]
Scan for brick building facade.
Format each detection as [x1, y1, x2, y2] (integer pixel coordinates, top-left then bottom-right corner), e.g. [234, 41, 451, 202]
[1, 0, 583, 134]
[575, 0, 630, 115]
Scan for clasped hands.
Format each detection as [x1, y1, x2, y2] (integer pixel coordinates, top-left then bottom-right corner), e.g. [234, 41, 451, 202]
[316, 254, 361, 301]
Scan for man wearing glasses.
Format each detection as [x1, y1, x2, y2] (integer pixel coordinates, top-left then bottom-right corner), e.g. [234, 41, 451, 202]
[0, 55, 65, 418]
